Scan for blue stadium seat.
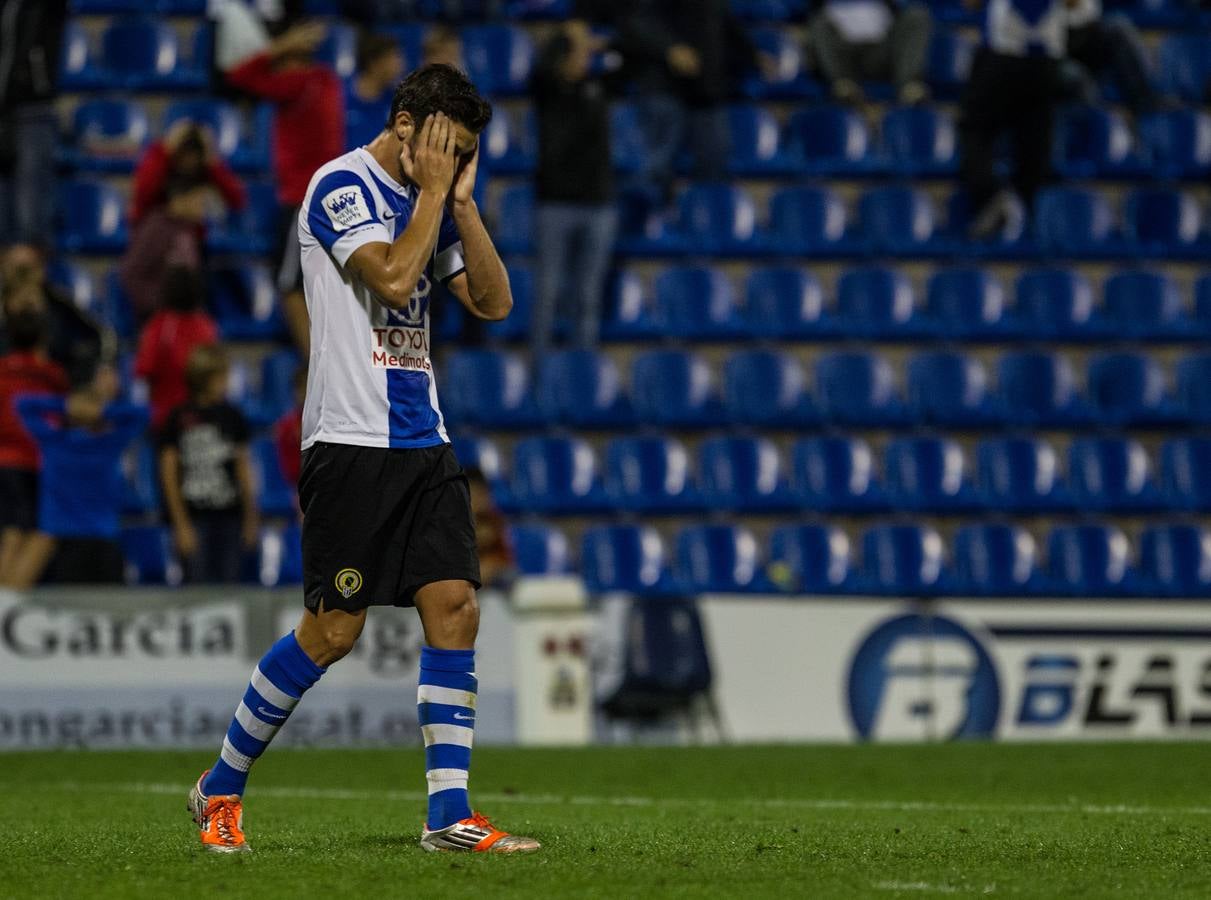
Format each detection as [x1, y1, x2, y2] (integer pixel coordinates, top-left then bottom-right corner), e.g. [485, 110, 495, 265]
[835, 265, 920, 336]
[1014, 268, 1097, 339]
[1156, 35, 1211, 103]
[995, 351, 1084, 426]
[481, 106, 535, 174]
[249, 348, 301, 426]
[1122, 190, 1204, 257]
[511, 437, 602, 514]
[102, 271, 137, 340]
[536, 350, 632, 427]
[882, 106, 957, 175]
[1047, 524, 1136, 597]
[676, 183, 760, 254]
[121, 440, 159, 514]
[927, 28, 975, 98]
[653, 266, 742, 337]
[924, 268, 1009, 338]
[859, 186, 941, 254]
[631, 350, 721, 427]
[1161, 438, 1211, 511]
[675, 524, 765, 593]
[784, 106, 872, 174]
[884, 437, 973, 512]
[1175, 353, 1211, 424]
[746, 25, 816, 98]
[698, 436, 790, 511]
[976, 437, 1066, 512]
[743, 266, 829, 337]
[728, 104, 787, 174]
[768, 524, 852, 594]
[258, 523, 303, 587]
[814, 351, 905, 425]
[70, 99, 151, 172]
[163, 99, 244, 166]
[209, 264, 284, 341]
[120, 526, 177, 586]
[609, 103, 646, 173]
[47, 259, 98, 312]
[732, 0, 807, 21]
[443, 349, 539, 429]
[510, 524, 571, 575]
[57, 180, 128, 253]
[484, 262, 533, 341]
[1102, 269, 1185, 337]
[602, 269, 659, 340]
[1055, 106, 1135, 178]
[790, 436, 883, 512]
[1086, 352, 1171, 426]
[316, 22, 356, 79]
[1139, 109, 1211, 179]
[860, 524, 946, 597]
[209, 181, 277, 254]
[722, 349, 814, 427]
[765, 186, 849, 255]
[1068, 437, 1158, 512]
[99, 18, 200, 90]
[906, 351, 993, 427]
[1197, 275, 1211, 337]
[952, 524, 1041, 597]
[1139, 525, 1211, 598]
[493, 185, 534, 254]
[582, 525, 672, 595]
[452, 435, 506, 485]
[604, 436, 697, 512]
[462, 25, 534, 95]
[59, 21, 99, 90]
[253, 437, 295, 518]
[1035, 187, 1115, 255]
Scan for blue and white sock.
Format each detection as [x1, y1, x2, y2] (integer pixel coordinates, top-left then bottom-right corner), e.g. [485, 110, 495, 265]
[202, 631, 326, 797]
[418, 646, 477, 829]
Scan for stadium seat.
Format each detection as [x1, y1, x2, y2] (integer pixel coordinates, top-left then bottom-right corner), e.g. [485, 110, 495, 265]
[102, 272, 137, 340]
[746, 25, 816, 98]
[675, 183, 759, 254]
[581, 525, 672, 595]
[47, 259, 98, 312]
[765, 186, 849, 255]
[1175, 353, 1211, 424]
[1139, 524, 1211, 597]
[1034, 187, 1116, 255]
[784, 106, 872, 175]
[481, 106, 535, 174]
[511, 437, 602, 513]
[209, 181, 277, 255]
[1068, 437, 1158, 512]
[1014, 268, 1097, 339]
[510, 524, 571, 576]
[652, 266, 742, 337]
[1055, 105, 1135, 178]
[1046, 524, 1136, 597]
[1156, 35, 1211, 103]
[1101, 269, 1186, 338]
[442, 349, 539, 429]
[57, 180, 128, 253]
[995, 351, 1084, 426]
[163, 99, 245, 166]
[790, 436, 884, 512]
[1161, 438, 1211, 510]
[906, 351, 993, 427]
[493, 185, 534, 254]
[882, 106, 957, 175]
[860, 524, 947, 597]
[247, 348, 301, 426]
[70, 99, 151, 171]
[859, 187, 941, 255]
[603, 436, 698, 512]
[721, 349, 814, 427]
[1196, 275, 1211, 337]
[484, 262, 533, 341]
[1086, 352, 1172, 426]
[727, 104, 787, 174]
[814, 351, 905, 425]
[452, 435, 506, 485]
[976, 437, 1066, 512]
[674, 524, 765, 593]
[316, 22, 356, 79]
[258, 523, 302, 587]
[59, 21, 100, 90]
[927, 27, 975, 98]
[609, 103, 646, 173]
[631, 350, 721, 427]
[924, 268, 1009, 338]
[698, 436, 791, 511]
[768, 524, 852, 594]
[835, 265, 920, 336]
[883, 437, 973, 512]
[1139, 108, 1211, 179]
[253, 437, 296, 518]
[536, 350, 631, 427]
[209, 264, 284, 341]
[462, 25, 534, 95]
[743, 266, 829, 337]
[1123, 190, 1203, 257]
[121, 440, 159, 514]
[952, 523, 1041, 597]
[99, 18, 201, 90]
[602, 269, 660, 340]
[120, 526, 177, 586]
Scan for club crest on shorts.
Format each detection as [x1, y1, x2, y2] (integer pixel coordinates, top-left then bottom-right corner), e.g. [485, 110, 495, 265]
[335, 568, 363, 599]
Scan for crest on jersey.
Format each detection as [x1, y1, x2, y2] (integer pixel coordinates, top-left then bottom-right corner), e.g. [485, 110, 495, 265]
[322, 184, 372, 231]
[335, 568, 364, 599]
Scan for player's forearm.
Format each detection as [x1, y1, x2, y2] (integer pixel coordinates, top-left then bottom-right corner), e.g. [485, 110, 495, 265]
[451, 200, 512, 321]
[366, 190, 446, 309]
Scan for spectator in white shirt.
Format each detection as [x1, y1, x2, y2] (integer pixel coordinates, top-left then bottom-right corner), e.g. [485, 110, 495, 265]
[808, 0, 932, 105]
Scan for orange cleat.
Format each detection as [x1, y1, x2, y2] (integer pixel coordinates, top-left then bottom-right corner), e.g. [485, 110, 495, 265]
[187, 770, 251, 854]
[420, 811, 540, 853]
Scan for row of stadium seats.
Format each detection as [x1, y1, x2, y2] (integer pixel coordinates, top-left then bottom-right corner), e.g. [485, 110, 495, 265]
[439, 347, 1211, 431]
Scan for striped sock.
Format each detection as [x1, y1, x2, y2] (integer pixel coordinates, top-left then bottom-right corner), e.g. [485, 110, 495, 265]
[201, 631, 326, 797]
[418, 646, 477, 829]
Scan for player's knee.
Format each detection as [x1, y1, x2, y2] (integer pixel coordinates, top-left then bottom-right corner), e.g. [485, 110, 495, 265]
[317, 624, 360, 660]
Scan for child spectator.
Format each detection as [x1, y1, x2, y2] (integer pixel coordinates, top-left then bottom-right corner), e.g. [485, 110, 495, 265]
[159, 345, 259, 584]
[134, 267, 219, 434]
[346, 32, 405, 150]
[6, 368, 146, 588]
[274, 365, 306, 496]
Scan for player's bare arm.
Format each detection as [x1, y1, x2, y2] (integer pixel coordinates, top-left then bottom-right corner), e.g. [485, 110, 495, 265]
[446, 146, 513, 322]
[344, 113, 458, 309]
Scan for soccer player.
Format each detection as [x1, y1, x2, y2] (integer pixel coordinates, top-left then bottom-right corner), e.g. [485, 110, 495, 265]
[187, 64, 539, 855]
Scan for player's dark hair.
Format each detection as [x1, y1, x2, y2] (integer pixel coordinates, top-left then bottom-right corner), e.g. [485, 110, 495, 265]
[386, 63, 492, 133]
[357, 31, 399, 74]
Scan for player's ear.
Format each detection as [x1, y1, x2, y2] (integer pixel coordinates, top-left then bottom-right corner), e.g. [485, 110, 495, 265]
[393, 110, 414, 142]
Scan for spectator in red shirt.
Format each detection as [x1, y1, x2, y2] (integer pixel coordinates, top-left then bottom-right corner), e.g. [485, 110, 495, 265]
[0, 283, 68, 584]
[133, 267, 219, 433]
[226, 21, 344, 357]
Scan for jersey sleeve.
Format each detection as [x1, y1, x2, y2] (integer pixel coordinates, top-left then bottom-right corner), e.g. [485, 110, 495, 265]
[306, 169, 392, 267]
[433, 210, 466, 284]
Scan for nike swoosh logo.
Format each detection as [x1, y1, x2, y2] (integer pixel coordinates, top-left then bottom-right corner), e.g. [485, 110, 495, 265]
[453, 712, 475, 721]
[382, 211, 397, 220]
[258, 707, 287, 721]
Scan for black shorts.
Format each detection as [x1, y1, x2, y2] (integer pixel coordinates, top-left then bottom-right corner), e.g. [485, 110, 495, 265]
[0, 467, 38, 531]
[298, 442, 481, 612]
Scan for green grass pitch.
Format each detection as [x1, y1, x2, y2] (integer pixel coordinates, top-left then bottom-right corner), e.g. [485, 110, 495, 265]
[2, 743, 1209, 898]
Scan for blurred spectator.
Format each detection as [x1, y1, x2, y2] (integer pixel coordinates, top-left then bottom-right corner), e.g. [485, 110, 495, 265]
[134, 268, 220, 434]
[226, 21, 345, 356]
[531, 20, 618, 363]
[121, 122, 247, 322]
[1063, 0, 1156, 115]
[960, 0, 1068, 239]
[0, 283, 69, 586]
[465, 467, 513, 588]
[159, 345, 258, 585]
[6, 369, 146, 588]
[808, 1, 932, 105]
[0, 0, 66, 247]
[423, 25, 465, 69]
[1, 243, 108, 387]
[274, 364, 306, 496]
[346, 32, 405, 150]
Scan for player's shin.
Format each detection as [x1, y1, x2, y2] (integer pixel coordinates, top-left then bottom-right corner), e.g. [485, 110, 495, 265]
[418, 646, 477, 829]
